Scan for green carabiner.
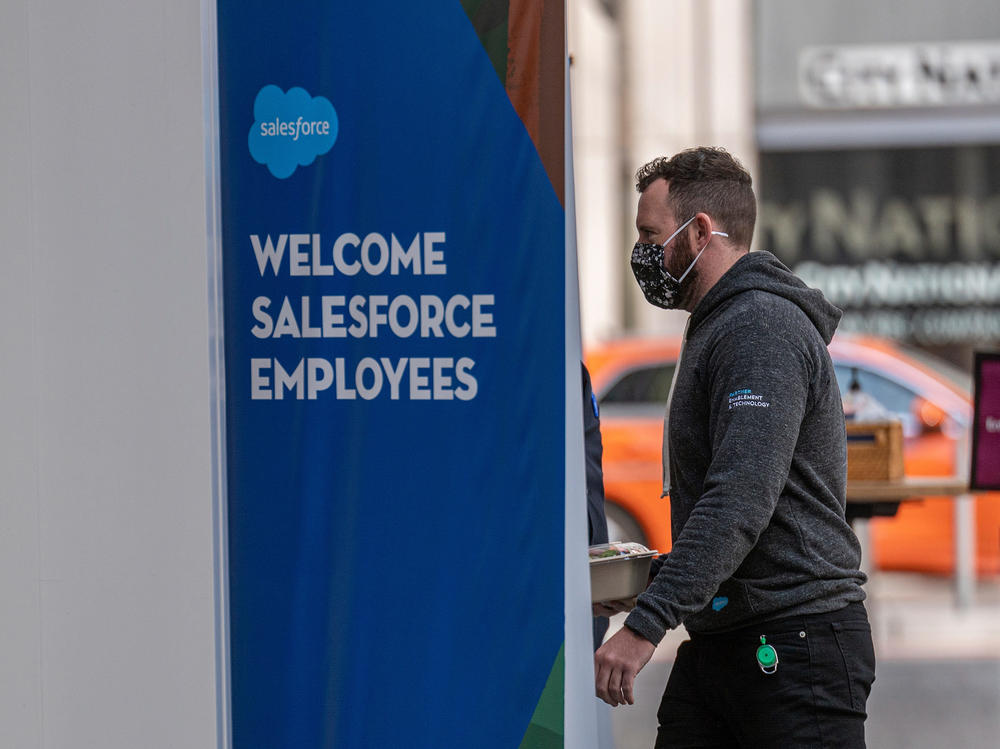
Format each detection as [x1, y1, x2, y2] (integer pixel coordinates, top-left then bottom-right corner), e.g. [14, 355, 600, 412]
[756, 635, 778, 675]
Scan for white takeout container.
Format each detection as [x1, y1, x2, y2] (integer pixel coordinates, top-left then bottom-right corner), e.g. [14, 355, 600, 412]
[589, 542, 657, 604]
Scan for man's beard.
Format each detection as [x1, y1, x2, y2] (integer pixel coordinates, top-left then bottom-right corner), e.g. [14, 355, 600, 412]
[666, 232, 699, 310]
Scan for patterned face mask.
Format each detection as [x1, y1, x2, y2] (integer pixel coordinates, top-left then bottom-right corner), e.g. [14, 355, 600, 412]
[630, 215, 728, 309]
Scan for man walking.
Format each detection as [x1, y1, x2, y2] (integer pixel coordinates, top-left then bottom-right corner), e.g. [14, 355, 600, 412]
[594, 147, 875, 748]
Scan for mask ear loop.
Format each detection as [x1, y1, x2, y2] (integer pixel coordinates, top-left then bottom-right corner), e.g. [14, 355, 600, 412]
[674, 229, 729, 285]
[658, 216, 696, 252]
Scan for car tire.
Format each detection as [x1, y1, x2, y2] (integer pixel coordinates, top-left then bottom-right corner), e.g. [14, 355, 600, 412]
[604, 502, 648, 546]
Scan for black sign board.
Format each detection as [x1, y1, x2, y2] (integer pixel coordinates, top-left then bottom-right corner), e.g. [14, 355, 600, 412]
[759, 145, 1000, 353]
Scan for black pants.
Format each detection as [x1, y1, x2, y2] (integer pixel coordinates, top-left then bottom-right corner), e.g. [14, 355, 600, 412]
[655, 602, 876, 749]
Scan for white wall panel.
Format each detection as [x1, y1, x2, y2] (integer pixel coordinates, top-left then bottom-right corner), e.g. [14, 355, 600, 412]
[0, 1, 220, 746]
[0, 1, 44, 747]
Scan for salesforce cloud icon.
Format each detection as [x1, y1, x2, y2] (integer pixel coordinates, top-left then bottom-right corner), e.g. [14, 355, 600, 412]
[248, 85, 339, 179]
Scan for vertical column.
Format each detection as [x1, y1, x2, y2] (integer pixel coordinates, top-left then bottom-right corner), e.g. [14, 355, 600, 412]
[620, 0, 758, 334]
[0, 1, 43, 746]
[955, 429, 976, 608]
[0, 2, 221, 747]
[569, 0, 626, 344]
[955, 494, 976, 608]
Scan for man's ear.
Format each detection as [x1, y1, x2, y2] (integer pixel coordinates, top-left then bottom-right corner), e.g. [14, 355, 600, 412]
[692, 212, 714, 243]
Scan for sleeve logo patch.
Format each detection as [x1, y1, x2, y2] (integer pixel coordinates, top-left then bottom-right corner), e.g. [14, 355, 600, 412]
[712, 596, 729, 611]
[728, 388, 770, 410]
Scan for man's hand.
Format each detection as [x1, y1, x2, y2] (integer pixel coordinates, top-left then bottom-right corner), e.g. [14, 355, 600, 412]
[594, 625, 655, 707]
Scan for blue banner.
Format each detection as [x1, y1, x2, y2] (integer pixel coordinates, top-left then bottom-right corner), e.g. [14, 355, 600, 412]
[217, 2, 566, 747]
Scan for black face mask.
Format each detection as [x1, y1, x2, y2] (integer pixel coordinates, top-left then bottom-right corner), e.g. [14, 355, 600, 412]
[629, 216, 728, 309]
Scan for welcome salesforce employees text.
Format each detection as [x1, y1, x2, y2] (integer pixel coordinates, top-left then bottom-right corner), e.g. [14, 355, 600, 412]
[248, 230, 495, 402]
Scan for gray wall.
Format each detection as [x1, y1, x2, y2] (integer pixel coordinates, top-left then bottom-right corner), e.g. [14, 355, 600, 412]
[0, 1, 221, 746]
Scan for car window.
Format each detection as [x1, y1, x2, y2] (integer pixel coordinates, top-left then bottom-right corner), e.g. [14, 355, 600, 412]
[600, 363, 676, 406]
[833, 364, 917, 417]
[833, 364, 922, 437]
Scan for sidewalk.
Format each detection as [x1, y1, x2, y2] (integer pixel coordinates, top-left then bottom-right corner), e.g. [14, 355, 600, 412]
[867, 570, 1000, 659]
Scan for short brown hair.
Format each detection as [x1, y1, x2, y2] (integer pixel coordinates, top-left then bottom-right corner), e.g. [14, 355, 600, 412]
[635, 147, 756, 248]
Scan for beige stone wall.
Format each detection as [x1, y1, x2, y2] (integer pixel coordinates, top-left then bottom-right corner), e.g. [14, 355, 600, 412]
[569, 0, 759, 343]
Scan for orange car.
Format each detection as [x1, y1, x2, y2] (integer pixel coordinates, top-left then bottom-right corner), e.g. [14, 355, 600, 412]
[585, 334, 1000, 577]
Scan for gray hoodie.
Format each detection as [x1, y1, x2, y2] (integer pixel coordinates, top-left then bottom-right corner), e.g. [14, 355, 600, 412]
[625, 251, 866, 642]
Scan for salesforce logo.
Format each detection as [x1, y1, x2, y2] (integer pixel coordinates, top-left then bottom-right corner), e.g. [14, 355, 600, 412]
[248, 85, 339, 179]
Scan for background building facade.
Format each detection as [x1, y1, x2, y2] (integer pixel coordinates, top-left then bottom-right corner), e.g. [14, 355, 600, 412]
[570, 0, 1000, 371]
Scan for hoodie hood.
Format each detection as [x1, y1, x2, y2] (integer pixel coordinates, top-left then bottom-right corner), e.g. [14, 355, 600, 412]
[689, 250, 842, 344]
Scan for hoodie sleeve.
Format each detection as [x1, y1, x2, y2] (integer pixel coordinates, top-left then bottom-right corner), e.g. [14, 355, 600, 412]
[625, 313, 814, 644]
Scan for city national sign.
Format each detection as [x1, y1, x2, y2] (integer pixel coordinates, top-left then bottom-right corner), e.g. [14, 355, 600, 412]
[800, 40, 1000, 109]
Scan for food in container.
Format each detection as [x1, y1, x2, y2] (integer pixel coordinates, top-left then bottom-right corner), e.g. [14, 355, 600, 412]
[589, 541, 657, 604]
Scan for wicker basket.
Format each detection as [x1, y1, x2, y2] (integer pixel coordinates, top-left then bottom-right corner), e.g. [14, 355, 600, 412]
[846, 420, 904, 481]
